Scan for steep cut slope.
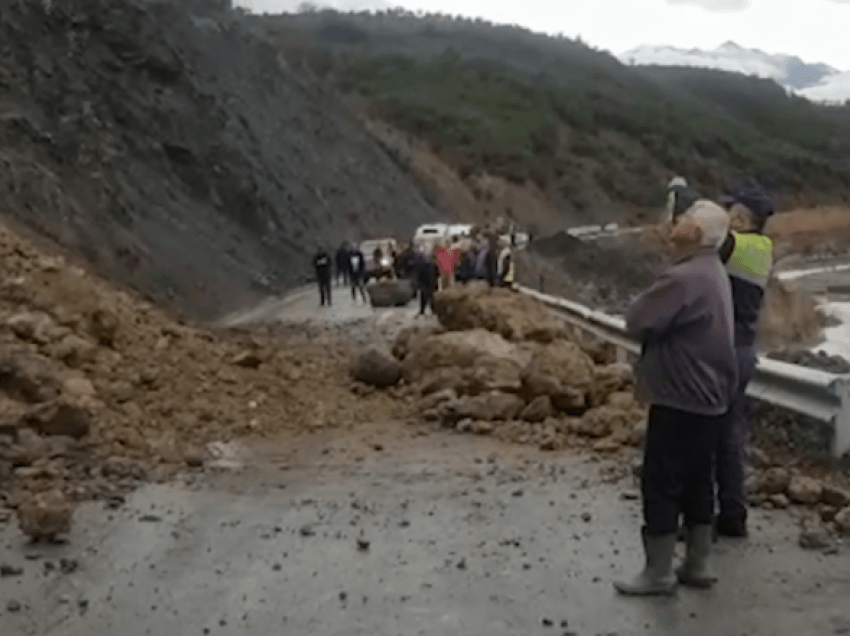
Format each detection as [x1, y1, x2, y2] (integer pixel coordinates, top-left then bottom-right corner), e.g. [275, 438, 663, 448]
[0, 0, 436, 320]
[620, 42, 839, 92]
[249, 9, 850, 226]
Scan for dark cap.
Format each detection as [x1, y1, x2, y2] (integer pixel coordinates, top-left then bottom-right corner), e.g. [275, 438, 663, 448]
[720, 183, 774, 219]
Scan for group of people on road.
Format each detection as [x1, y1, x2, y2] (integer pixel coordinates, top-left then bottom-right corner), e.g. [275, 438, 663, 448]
[616, 176, 774, 597]
[312, 242, 371, 307]
[313, 230, 516, 314]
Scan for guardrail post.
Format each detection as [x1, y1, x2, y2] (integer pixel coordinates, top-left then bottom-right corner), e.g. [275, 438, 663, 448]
[833, 378, 850, 459]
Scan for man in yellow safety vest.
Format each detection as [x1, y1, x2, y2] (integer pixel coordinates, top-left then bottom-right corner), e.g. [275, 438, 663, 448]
[714, 182, 775, 539]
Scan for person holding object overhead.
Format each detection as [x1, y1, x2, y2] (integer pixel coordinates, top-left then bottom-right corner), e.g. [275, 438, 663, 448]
[615, 200, 737, 597]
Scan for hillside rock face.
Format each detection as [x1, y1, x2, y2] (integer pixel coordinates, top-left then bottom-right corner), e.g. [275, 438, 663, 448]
[0, 0, 435, 320]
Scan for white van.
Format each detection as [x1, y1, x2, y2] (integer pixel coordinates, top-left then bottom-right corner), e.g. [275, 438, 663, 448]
[413, 223, 449, 253]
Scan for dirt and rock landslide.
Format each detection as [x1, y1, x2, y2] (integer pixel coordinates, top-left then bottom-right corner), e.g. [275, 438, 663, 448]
[349, 284, 850, 543]
[0, 0, 436, 321]
[0, 220, 408, 538]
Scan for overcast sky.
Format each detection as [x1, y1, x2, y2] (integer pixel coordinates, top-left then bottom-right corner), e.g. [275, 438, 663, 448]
[238, 0, 850, 70]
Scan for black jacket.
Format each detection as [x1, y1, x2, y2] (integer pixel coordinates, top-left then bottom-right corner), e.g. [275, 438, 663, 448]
[313, 250, 332, 279]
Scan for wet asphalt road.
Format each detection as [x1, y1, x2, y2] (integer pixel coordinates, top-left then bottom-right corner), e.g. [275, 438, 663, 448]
[2, 287, 850, 636]
[2, 427, 849, 636]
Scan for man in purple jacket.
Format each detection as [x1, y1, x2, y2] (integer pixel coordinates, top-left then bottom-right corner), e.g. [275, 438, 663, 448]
[615, 200, 738, 596]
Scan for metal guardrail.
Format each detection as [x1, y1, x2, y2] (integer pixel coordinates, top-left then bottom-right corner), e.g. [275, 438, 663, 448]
[517, 285, 850, 459]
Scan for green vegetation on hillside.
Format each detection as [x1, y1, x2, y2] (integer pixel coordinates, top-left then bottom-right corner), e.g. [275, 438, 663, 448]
[247, 8, 850, 219]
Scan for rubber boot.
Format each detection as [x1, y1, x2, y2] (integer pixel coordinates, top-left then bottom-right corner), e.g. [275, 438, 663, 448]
[676, 525, 717, 588]
[613, 528, 678, 596]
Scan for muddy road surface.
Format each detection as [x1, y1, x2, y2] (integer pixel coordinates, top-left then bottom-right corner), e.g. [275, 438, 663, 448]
[2, 287, 850, 636]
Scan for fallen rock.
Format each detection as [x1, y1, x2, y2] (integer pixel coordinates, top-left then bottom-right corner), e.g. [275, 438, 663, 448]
[432, 285, 566, 343]
[520, 340, 594, 413]
[232, 350, 263, 369]
[788, 475, 823, 505]
[835, 507, 850, 536]
[769, 494, 790, 509]
[574, 406, 631, 439]
[402, 329, 529, 383]
[520, 396, 555, 423]
[392, 324, 444, 361]
[441, 392, 525, 424]
[799, 528, 834, 551]
[62, 377, 96, 399]
[418, 388, 458, 412]
[756, 467, 791, 496]
[820, 506, 838, 523]
[89, 307, 119, 347]
[606, 391, 636, 411]
[6, 311, 61, 345]
[0, 355, 63, 403]
[464, 355, 523, 395]
[350, 349, 402, 388]
[17, 489, 74, 542]
[417, 367, 466, 396]
[45, 335, 97, 367]
[589, 363, 634, 407]
[822, 484, 850, 509]
[23, 402, 91, 440]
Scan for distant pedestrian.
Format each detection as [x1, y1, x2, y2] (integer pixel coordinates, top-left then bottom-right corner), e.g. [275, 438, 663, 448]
[416, 250, 438, 316]
[349, 246, 368, 303]
[615, 200, 736, 597]
[313, 246, 332, 307]
[485, 235, 499, 287]
[335, 243, 350, 287]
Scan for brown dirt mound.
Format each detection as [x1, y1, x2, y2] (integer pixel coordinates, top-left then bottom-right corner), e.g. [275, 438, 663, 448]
[0, 221, 404, 526]
[759, 277, 828, 351]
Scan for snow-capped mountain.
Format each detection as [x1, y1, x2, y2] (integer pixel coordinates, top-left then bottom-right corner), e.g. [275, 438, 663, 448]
[798, 71, 850, 105]
[619, 42, 840, 92]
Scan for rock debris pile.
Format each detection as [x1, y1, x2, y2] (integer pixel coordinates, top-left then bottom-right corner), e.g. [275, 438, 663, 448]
[355, 285, 645, 454]
[0, 222, 402, 540]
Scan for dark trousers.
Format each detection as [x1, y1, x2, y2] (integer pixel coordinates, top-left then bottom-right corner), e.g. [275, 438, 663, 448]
[642, 405, 721, 536]
[715, 345, 757, 522]
[419, 283, 434, 315]
[318, 275, 332, 306]
[337, 268, 349, 287]
[351, 275, 367, 302]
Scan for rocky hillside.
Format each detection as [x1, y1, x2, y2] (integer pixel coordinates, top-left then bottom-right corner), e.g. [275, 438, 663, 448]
[0, 0, 436, 321]
[249, 9, 850, 227]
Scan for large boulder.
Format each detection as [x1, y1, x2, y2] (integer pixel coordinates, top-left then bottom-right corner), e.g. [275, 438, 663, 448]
[432, 286, 567, 343]
[368, 280, 415, 308]
[402, 329, 531, 384]
[463, 355, 523, 395]
[520, 340, 595, 414]
[573, 406, 632, 438]
[351, 348, 402, 388]
[392, 323, 444, 361]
